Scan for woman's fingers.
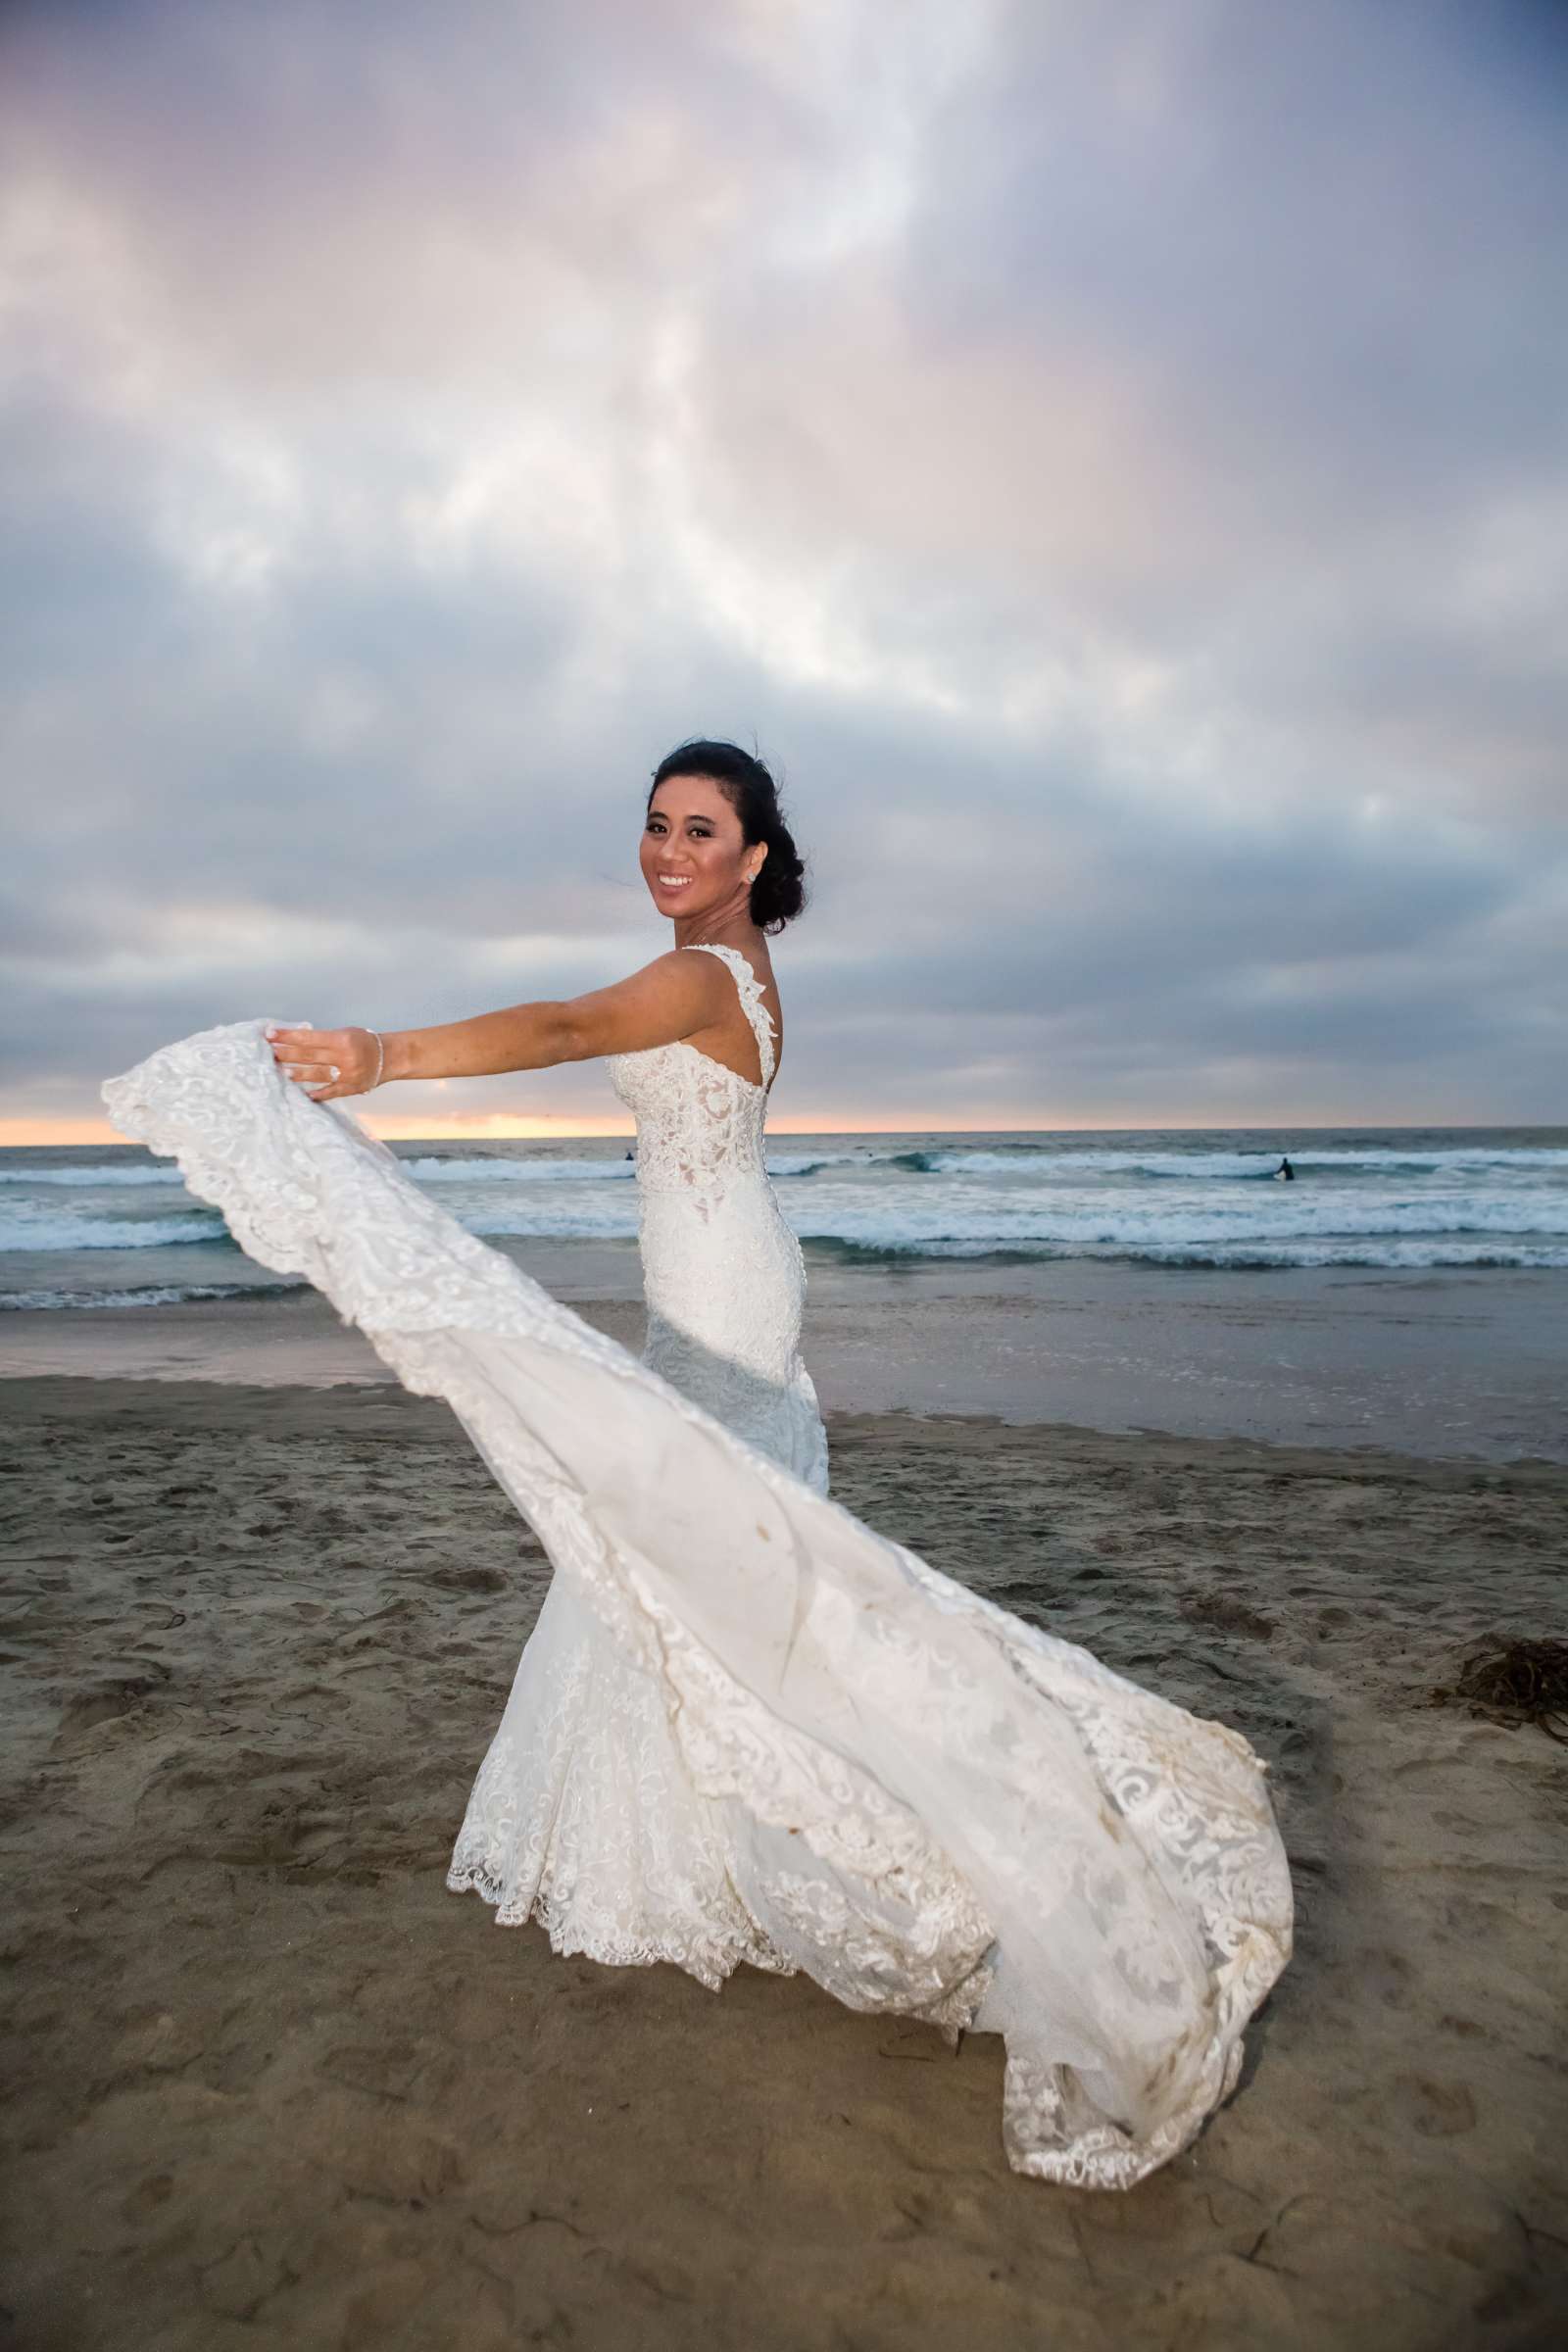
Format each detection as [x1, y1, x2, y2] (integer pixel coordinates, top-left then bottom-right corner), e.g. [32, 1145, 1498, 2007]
[267, 1026, 338, 1064]
[283, 1065, 344, 1101]
[267, 1023, 339, 1096]
[263, 1022, 370, 1101]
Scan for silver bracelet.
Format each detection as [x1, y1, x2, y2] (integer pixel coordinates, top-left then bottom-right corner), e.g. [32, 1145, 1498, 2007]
[367, 1030, 385, 1090]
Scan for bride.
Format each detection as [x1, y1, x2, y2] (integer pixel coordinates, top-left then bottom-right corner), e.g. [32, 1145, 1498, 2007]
[268, 739, 829, 1498]
[102, 738, 1293, 2191]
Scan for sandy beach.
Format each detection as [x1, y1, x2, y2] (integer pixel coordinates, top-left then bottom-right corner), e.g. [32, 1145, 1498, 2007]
[2, 1373, 1565, 2350]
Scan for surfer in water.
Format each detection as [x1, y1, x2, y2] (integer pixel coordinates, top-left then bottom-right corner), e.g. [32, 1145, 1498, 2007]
[1275, 1155, 1296, 1182]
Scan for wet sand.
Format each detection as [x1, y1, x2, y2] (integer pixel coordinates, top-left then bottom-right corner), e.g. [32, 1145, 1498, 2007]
[2, 1375, 1566, 2349]
[3, 1254, 1565, 1465]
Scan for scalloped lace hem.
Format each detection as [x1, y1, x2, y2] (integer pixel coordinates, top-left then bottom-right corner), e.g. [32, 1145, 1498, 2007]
[444, 1864, 800, 1989]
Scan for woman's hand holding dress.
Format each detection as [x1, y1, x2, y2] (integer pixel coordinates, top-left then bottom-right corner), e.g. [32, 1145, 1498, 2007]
[264, 1024, 382, 1102]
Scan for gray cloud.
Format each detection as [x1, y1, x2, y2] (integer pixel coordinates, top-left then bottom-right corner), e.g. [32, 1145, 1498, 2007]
[1, 0, 1563, 1131]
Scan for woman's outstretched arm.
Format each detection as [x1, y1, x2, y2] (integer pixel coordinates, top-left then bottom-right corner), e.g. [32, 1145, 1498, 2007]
[267, 950, 731, 1102]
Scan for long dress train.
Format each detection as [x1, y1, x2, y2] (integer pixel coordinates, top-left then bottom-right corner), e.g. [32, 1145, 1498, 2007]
[101, 949, 1293, 2191]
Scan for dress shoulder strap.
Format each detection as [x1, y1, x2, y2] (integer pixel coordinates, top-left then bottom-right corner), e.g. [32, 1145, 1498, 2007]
[684, 942, 777, 1090]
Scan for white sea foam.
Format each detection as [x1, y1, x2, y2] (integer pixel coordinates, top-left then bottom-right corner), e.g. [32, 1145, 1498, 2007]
[399, 1154, 636, 1184]
[808, 1234, 1568, 1269]
[0, 1160, 187, 1185]
[4, 1129, 1564, 1294]
[908, 1146, 1568, 1179]
[0, 1207, 222, 1251]
[0, 1278, 297, 1310]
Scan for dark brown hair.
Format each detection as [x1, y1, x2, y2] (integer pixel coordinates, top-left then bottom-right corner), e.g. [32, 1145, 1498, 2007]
[647, 738, 808, 934]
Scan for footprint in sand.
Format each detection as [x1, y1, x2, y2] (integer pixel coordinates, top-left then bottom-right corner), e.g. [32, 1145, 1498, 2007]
[1389, 2074, 1479, 2136]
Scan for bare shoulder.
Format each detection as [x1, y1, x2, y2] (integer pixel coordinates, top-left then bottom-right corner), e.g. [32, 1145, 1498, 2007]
[556, 947, 734, 1062]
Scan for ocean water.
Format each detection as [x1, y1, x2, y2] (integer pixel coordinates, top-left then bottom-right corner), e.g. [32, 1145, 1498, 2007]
[3, 1126, 1565, 1313]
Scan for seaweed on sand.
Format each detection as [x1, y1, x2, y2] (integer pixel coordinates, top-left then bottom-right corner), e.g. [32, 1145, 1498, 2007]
[1430, 1637, 1568, 1745]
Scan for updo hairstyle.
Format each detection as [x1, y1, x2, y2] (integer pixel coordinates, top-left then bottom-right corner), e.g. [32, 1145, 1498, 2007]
[647, 738, 808, 934]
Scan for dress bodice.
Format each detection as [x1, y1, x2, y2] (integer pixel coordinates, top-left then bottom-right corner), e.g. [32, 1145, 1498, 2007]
[607, 943, 778, 1208]
[608, 940, 825, 1492]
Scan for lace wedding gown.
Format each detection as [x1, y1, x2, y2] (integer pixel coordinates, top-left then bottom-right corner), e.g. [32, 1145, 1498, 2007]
[102, 945, 1293, 2191]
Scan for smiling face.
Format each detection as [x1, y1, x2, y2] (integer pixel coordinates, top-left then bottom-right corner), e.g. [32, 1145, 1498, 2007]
[641, 771, 763, 924]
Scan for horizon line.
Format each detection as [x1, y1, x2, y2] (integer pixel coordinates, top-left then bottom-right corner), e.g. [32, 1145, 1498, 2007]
[3, 1114, 1563, 1150]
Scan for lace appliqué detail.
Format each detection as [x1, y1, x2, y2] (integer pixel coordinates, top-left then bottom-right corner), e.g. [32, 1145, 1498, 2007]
[606, 943, 776, 1217]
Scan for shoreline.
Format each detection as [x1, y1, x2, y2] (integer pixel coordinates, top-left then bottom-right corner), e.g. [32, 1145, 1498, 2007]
[4, 1252, 1566, 1465]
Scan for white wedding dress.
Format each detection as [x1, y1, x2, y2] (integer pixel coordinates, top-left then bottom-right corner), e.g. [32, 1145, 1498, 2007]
[102, 947, 1293, 2191]
[444, 945, 832, 1983]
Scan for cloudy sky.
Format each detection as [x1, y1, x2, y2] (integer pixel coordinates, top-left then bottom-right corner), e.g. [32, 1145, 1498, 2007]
[2, 0, 1564, 1141]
